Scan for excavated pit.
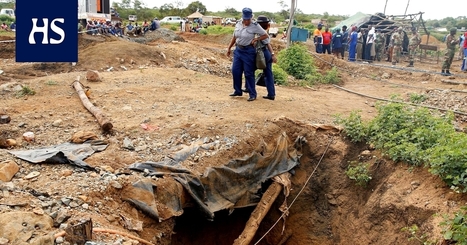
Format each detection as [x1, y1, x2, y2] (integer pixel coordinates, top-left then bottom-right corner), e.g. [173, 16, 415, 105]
[156, 120, 446, 245]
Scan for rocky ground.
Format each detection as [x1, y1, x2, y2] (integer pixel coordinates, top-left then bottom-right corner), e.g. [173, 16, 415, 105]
[0, 29, 467, 245]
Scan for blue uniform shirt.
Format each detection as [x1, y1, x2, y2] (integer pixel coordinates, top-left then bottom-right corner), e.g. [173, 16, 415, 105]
[234, 21, 267, 46]
[332, 32, 343, 49]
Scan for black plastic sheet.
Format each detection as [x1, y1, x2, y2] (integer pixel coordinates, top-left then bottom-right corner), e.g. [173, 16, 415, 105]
[127, 133, 305, 220]
[8, 140, 108, 169]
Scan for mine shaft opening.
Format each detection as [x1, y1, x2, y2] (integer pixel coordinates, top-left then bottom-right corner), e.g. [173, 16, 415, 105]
[171, 180, 274, 245]
[171, 205, 256, 245]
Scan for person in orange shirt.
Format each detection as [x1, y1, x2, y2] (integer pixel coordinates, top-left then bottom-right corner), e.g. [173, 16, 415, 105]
[322, 27, 332, 54]
[313, 24, 323, 53]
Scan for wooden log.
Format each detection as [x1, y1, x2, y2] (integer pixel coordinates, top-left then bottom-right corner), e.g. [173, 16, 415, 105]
[72, 76, 113, 132]
[441, 79, 467, 85]
[233, 181, 283, 245]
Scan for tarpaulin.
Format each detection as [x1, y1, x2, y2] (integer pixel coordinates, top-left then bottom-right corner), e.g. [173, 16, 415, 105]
[127, 132, 305, 220]
[291, 27, 309, 42]
[8, 140, 108, 169]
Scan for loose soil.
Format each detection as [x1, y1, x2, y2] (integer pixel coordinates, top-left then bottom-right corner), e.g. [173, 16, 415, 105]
[1, 29, 467, 245]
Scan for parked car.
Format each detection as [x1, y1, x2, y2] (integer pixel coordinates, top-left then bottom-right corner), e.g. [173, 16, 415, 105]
[0, 9, 14, 18]
[128, 15, 137, 21]
[224, 18, 236, 26]
[160, 16, 183, 24]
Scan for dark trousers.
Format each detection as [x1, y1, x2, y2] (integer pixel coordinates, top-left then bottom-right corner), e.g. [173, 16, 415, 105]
[364, 43, 373, 61]
[232, 46, 257, 98]
[263, 49, 275, 97]
[323, 44, 331, 54]
[341, 44, 348, 59]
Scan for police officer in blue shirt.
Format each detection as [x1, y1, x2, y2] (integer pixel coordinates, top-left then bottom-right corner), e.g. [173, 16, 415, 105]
[226, 8, 269, 101]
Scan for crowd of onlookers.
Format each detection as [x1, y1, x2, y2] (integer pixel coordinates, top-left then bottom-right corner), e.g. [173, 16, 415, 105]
[80, 18, 162, 37]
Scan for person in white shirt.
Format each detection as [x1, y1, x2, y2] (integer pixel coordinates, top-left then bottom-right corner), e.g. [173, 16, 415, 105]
[364, 26, 375, 62]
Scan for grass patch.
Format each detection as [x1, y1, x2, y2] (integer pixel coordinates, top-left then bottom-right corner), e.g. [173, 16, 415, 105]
[0, 29, 15, 37]
[16, 85, 36, 97]
[45, 80, 58, 86]
[204, 25, 234, 35]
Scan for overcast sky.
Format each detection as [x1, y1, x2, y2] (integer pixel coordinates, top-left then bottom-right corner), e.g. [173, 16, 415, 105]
[117, 0, 465, 20]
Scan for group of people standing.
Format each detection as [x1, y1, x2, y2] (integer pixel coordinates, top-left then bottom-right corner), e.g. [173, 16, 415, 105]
[226, 8, 276, 102]
[313, 24, 348, 59]
[314, 24, 421, 67]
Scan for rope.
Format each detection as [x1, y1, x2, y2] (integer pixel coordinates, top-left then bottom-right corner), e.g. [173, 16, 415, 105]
[253, 136, 334, 245]
[332, 84, 467, 116]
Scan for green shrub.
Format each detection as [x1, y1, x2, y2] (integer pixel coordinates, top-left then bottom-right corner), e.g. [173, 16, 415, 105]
[16, 85, 35, 97]
[440, 206, 467, 244]
[401, 224, 435, 245]
[277, 43, 314, 79]
[334, 111, 367, 143]
[335, 102, 467, 192]
[205, 25, 234, 35]
[409, 93, 427, 104]
[272, 63, 288, 85]
[0, 15, 14, 24]
[199, 28, 208, 35]
[303, 23, 315, 31]
[170, 25, 177, 31]
[346, 161, 372, 186]
[322, 67, 340, 84]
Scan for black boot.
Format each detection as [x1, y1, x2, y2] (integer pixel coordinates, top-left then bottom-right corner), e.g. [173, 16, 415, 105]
[441, 70, 446, 76]
[407, 61, 414, 67]
[445, 70, 452, 76]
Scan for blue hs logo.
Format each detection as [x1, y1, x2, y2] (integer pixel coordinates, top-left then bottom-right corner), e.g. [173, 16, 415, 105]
[16, 0, 78, 62]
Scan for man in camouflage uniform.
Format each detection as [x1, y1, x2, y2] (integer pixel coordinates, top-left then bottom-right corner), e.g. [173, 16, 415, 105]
[442, 28, 460, 76]
[407, 27, 421, 67]
[391, 27, 403, 66]
[375, 29, 385, 61]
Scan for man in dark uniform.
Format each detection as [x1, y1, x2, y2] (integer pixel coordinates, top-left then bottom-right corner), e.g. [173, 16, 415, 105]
[226, 8, 269, 101]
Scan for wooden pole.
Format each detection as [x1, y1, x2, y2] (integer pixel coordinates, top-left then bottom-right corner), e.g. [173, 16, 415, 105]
[383, 0, 388, 14]
[286, 0, 296, 48]
[404, 0, 411, 16]
[233, 181, 284, 245]
[72, 76, 113, 132]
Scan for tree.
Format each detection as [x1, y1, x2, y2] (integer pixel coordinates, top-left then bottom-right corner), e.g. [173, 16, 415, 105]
[224, 7, 238, 15]
[119, 0, 131, 9]
[133, 0, 145, 10]
[278, 0, 289, 19]
[171, 0, 188, 16]
[186, 1, 207, 14]
[160, 3, 174, 16]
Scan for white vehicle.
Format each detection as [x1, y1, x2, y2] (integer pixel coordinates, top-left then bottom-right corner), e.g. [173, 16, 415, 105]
[160, 16, 183, 24]
[225, 18, 236, 25]
[129, 15, 137, 21]
[0, 8, 14, 18]
[268, 27, 279, 38]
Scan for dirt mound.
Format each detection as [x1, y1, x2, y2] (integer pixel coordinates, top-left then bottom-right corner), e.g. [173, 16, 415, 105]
[0, 36, 15, 59]
[132, 28, 186, 44]
[421, 35, 444, 48]
[76, 40, 166, 71]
